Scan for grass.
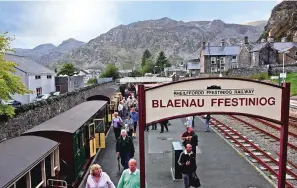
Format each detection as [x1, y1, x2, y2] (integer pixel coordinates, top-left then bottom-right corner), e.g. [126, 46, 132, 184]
[244, 72, 297, 96]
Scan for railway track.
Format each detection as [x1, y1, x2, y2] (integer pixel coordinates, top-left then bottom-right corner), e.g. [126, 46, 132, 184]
[207, 116, 297, 187]
[290, 116, 297, 129]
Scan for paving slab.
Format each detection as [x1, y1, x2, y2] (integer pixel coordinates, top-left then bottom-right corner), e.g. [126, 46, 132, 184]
[81, 117, 273, 188]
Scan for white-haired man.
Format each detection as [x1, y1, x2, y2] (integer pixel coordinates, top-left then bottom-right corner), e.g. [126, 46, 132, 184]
[116, 130, 135, 169]
[118, 159, 142, 188]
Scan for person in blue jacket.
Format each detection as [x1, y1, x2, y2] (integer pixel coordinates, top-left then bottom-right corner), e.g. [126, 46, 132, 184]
[130, 107, 139, 139]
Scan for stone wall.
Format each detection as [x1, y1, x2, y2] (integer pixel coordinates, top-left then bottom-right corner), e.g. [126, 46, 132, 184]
[228, 64, 297, 77]
[0, 82, 115, 141]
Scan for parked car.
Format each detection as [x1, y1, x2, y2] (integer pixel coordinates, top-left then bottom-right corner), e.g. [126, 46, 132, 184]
[34, 94, 52, 102]
[1, 100, 22, 108]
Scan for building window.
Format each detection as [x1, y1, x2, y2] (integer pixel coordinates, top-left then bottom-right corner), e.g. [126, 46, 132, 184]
[252, 53, 256, 60]
[36, 87, 42, 96]
[220, 57, 225, 64]
[211, 57, 216, 64]
[47, 75, 52, 79]
[35, 75, 41, 79]
[211, 67, 217, 73]
[56, 85, 61, 92]
[232, 56, 237, 60]
[295, 51, 297, 56]
[220, 66, 225, 70]
[231, 64, 238, 69]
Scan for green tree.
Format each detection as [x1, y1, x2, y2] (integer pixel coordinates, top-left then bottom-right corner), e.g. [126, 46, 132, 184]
[141, 59, 155, 74]
[131, 69, 143, 77]
[0, 33, 32, 117]
[155, 51, 170, 73]
[57, 63, 77, 76]
[100, 64, 119, 80]
[141, 49, 152, 67]
[86, 78, 98, 85]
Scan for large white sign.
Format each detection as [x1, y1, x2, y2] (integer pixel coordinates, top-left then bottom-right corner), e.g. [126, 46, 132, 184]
[145, 79, 283, 123]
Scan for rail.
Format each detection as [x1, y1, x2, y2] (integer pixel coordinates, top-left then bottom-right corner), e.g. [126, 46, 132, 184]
[229, 115, 297, 150]
[209, 116, 296, 188]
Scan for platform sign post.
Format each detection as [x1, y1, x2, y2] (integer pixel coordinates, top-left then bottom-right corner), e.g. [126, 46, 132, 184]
[278, 83, 290, 188]
[138, 78, 289, 188]
[138, 85, 146, 188]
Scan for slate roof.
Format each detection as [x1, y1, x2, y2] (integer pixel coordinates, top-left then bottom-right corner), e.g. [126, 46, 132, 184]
[187, 62, 200, 70]
[0, 136, 58, 188]
[5, 54, 55, 75]
[23, 101, 107, 134]
[250, 42, 297, 52]
[202, 45, 241, 56]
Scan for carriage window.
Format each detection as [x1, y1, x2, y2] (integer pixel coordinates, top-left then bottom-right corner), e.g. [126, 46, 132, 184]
[89, 123, 95, 138]
[77, 134, 82, 150]
[82, 131, 85, 146]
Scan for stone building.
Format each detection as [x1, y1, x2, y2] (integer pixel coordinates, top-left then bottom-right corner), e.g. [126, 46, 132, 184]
[200, 40, 240, 73]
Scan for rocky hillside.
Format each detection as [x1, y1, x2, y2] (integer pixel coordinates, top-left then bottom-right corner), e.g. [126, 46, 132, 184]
[14, 38, 85, 66]
[260, 1, 297, 41]
[52, 18, 264, 69]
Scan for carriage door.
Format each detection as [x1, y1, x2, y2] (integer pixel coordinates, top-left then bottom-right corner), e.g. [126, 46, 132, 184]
[88, 123, 96, 157]
[73, 130, 85, 177]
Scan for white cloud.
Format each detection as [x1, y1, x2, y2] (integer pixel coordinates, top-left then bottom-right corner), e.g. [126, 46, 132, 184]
[10, 1, 120, 48]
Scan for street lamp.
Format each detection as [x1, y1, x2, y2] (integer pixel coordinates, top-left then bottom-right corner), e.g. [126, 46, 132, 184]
[282, 51, 290, 82]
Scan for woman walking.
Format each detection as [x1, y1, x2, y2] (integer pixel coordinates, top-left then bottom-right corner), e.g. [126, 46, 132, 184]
[125, 114, 134, 138]
[85, 164, 116, 188]
[112, 112, 123, 140]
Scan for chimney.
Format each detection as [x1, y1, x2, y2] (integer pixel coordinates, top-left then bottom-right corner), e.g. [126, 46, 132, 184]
[261, 38, 266, 43]
[220, 39, 225, 47]
[202, 42, 206, 49]
[244, 36, 248, 44]
[267, 30, 274, 43]
[281, 37, 287, 42]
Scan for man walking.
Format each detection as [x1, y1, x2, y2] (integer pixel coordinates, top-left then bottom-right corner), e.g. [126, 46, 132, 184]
[116, 130, 135, 169]
[117, 159, 142, 188]
[181, 127, 198, 159]
[160, 119, 169, 133]
[178, 144, 197, 188]
[204, 114, 211, 132]
[130, 108, 139, 138]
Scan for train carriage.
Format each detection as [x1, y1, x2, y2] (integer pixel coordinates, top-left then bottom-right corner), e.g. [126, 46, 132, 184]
[21, 85, 119, 187]
[0, 136, 60, 188]
[22, 101, 108, 187]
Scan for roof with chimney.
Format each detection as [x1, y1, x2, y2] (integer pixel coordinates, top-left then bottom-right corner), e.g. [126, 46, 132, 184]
[249, 42, 297, 53]
[202, 45, 241, 56]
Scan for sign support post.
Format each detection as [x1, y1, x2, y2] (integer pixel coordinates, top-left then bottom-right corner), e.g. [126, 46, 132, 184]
[278, 83, 290, 188]
[138, 85, 146, 188]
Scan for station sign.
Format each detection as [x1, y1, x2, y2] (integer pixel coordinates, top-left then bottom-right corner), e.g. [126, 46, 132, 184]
[145, 79, 282, 123]
[280, 73, 287, 78]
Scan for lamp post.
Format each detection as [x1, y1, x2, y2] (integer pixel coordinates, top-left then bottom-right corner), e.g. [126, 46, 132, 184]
[282, 51, 289, 82]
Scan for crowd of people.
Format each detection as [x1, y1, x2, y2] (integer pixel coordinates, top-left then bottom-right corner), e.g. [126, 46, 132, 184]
[85, 84, 210, 188]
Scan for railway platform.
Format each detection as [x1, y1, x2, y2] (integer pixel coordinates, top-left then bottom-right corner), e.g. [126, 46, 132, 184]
[80, 117, 273, 188]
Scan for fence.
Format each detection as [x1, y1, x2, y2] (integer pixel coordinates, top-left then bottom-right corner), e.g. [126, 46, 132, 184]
[97, 77, 113, 84]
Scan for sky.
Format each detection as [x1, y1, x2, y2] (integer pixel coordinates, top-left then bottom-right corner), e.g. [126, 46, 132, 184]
[0, 0, 280, 49]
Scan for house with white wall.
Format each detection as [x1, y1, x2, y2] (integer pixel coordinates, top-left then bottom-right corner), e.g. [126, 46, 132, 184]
[5, 54, 56, 104]
[78, 69, 101, 83]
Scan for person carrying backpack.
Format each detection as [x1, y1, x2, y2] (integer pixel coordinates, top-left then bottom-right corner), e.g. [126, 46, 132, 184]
[116, 129, 135, 169]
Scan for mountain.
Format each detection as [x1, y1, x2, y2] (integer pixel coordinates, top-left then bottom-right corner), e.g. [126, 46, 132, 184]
[14, 38, 85, 66]
[52, 18, 264, 69]
[260, 1, 297, 41]
[243, 20, 267, 29]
